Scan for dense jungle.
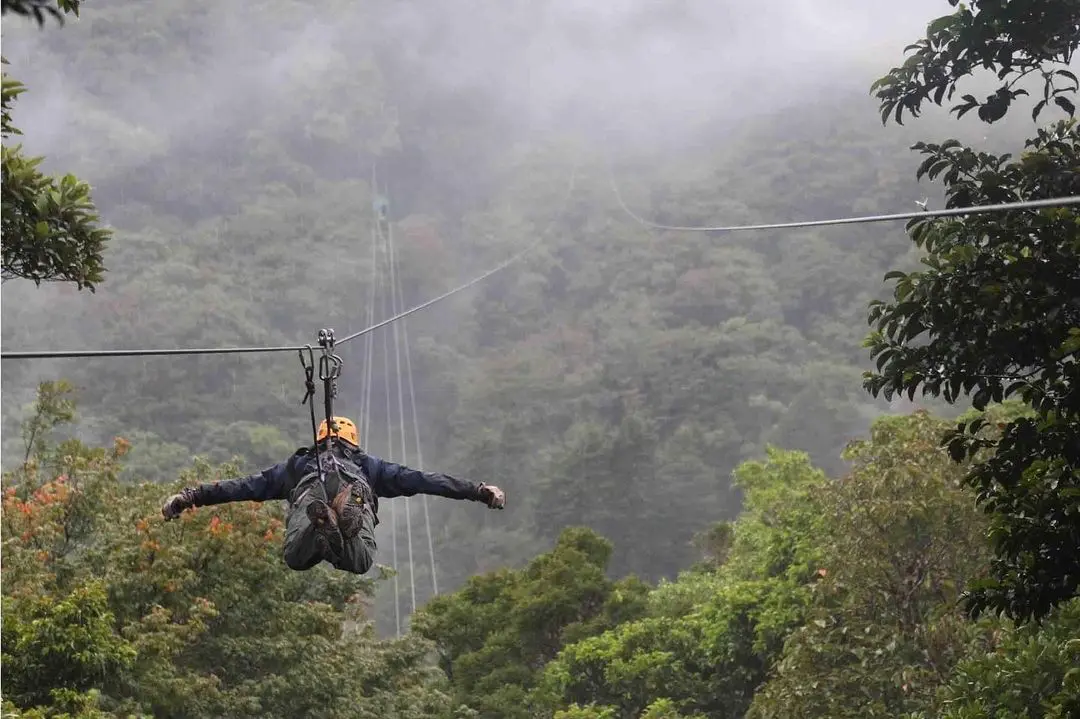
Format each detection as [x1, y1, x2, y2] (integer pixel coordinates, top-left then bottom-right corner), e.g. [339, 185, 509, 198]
[2, 0, 1078, 717]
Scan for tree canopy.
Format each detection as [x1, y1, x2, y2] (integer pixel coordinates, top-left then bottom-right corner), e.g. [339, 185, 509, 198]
[3, 0, 1080, 716]
[865, 0, 1080, 621]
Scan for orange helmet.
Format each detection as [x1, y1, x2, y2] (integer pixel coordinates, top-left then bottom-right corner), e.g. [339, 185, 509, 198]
[317, 416, 359, 448]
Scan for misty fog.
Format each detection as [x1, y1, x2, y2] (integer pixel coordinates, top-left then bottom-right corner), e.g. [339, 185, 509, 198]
[5, 1, 949, 164]
[2, 0, 1066, 635]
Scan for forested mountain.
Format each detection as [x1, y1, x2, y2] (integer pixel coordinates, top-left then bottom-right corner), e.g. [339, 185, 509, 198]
[3, 0, 1079, 717]
[0, 0, 1018, 595]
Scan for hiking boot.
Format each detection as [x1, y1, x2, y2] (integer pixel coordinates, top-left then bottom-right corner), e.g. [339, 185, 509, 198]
[330, 485, 367, 540]
[306, 498, 344, 560]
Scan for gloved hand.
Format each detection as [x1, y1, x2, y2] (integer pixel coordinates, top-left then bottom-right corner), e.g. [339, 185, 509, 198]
[162, 487, 198, 520]
[477, 483, 505, 509]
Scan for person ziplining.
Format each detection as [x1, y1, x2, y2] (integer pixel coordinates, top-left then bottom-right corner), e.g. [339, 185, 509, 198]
[160, 330, 505, 575]
[161, 415, 504, 574]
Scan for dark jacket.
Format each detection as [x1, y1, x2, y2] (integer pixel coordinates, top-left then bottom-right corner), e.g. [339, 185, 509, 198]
[188, 444, 484, 517]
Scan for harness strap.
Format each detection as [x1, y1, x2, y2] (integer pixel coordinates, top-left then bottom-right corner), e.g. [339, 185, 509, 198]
[296, 446, 378, 524]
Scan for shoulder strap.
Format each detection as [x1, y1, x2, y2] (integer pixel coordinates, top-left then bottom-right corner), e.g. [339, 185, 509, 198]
[327, 446, 368, 484]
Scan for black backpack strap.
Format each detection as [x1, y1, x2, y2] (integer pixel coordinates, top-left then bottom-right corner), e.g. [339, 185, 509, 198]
[333, 448, 379, 524]
[286, 449, 323, 505]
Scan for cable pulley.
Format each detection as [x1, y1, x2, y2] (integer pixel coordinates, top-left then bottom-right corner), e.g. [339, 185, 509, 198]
[298, 344, 324, 480]
[317, 328, 343, 440]
[298, 327, 344, 479]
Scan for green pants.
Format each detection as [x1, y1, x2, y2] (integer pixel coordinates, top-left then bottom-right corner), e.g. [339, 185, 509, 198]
[283, 470, 377, 574]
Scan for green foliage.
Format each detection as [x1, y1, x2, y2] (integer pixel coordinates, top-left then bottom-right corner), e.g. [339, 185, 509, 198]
[539, 579, 796, 719]
[722, 446, 828, 583]
[688, 520, 733, 571]
[747, 412, 991, 719]
[933, 599, 1080, 719]
[866, 123, 1080, 414]
[1, 0, 80, 28]
[1, 384, 457, 718]
[18, 379, 77, 464]
[535, 447, 827, 719]
[0, 141, 111, 289]
[1, 583, 135, 712]
[553, 707, 618, 719]
[552, 701, 707, 719]
[865, 0, 1080, 620]
[871, 0, 1080, 125]
[410, 527, 650, 719]
[1, 0, 110, 291]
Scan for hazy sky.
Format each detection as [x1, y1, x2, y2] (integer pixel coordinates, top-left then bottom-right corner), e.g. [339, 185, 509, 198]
[374, 0, 947, 141]
[3, 0, 949, 163]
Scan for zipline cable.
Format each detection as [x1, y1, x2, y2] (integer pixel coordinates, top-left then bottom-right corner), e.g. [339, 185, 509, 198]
[357, 214, 380, 440]
[381, 208, 419, 617]
[360, 242, 379, 453]
[336, 164, 581, 348]
[394, 244, 440, 597]
[6, 166, 1074, 360]
[0, 343, 303, 359]
[361, 264, 376, 452]
[380, 254, 402, 638]
[606, 161, 1080, 233]
[1, 168, 580, 361]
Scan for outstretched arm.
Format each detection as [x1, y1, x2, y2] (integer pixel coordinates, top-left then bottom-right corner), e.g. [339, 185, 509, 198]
[361, 454, 504, 507]
[162, 457, 297, 519]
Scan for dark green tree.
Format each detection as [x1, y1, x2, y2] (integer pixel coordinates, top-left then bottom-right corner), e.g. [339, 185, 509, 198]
[747, 413, 992, 719]
[1, 583, 136, 716]
[536, 447, 828, 719]
[864, 0, 1080, 621]
[1, 0, 78, 25]
[410, 527, 650, 719]
[931, 598, 1080, 719]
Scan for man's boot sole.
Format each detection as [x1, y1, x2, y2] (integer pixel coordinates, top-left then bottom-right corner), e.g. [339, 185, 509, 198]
[332, 487, 368, 540]
[306, 499, 344, 560]
[337, 503, 365, 540]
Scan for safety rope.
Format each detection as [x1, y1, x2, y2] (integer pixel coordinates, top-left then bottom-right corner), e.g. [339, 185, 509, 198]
[298, 345, 324, 482]
[298, 329, 344, 481]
